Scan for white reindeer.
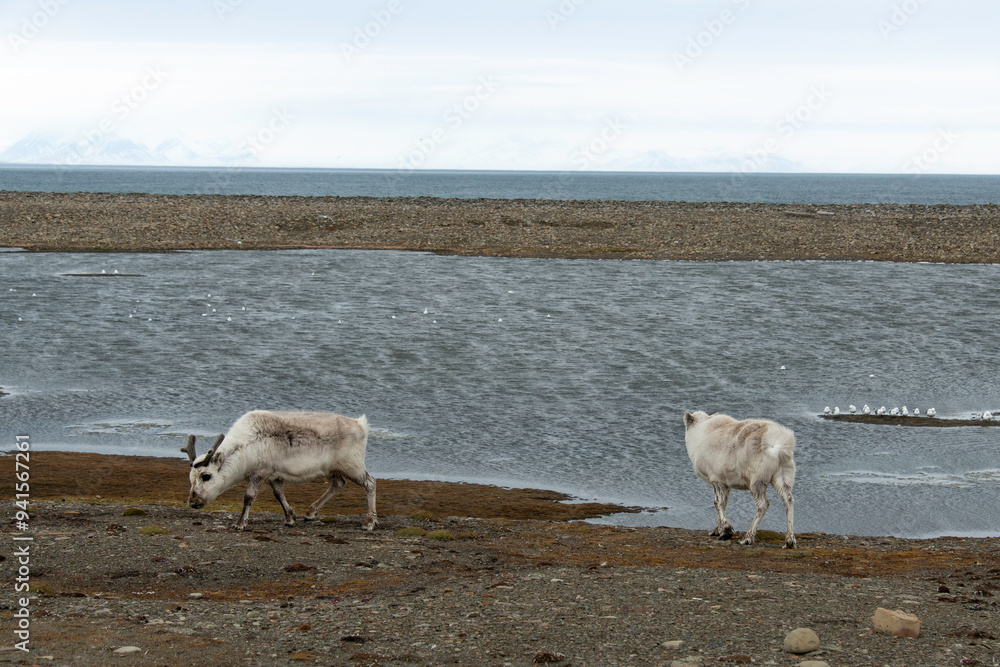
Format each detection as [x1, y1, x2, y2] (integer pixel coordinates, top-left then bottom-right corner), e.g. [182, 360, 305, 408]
[683, 410, 796, 548]
[183, 410, 377, 531]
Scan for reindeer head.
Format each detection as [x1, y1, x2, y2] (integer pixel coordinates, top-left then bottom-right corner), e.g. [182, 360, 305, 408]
[182, 434, 227, 509]
[683, 410, 710, 430]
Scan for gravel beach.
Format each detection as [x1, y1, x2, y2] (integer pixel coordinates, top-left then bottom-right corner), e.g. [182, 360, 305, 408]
[2, 191, 999, 665]
[2, 450, 998, 666]
[1, 191, 999, 263]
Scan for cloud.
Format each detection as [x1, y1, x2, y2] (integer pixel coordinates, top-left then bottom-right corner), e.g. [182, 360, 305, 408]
[1, 0, 997, 173]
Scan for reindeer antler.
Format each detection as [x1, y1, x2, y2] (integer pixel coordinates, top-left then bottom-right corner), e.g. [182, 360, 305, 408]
[192, 434, 225, 468]
[181, 435, 197, 463]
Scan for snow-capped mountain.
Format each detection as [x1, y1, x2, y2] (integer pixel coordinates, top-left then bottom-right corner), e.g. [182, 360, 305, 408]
[0, 134, 255, 167]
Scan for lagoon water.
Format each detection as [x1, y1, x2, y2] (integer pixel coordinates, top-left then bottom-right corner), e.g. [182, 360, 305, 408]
[2, 250, 999, 538]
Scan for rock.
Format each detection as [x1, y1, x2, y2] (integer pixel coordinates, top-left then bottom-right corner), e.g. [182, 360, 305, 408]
[661, 640, 685, 650]
[113, 646, 142, 654]
[797, 661, 831, 667]
[188, 592, 204, 599]
[670, 658, 704, 666]
[872, 607, 921, 638]
[783, 627, 820, 654]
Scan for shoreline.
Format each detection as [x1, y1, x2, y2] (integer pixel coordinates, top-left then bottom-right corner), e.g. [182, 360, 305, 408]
[2, 191, 999, 263]
[3, 450, 1000, 665]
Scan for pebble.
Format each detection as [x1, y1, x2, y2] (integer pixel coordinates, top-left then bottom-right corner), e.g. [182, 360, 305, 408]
[783, 627, 820, 654]
[113, 646, 142, 654]
[797, 662, 831, 667]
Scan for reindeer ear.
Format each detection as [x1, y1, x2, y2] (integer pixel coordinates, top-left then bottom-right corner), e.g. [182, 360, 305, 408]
[181, 435, 197, 464]
[684, 412, 696, 428]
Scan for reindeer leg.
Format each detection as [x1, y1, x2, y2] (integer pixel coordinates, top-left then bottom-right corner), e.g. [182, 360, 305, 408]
[360, 472, 378, 531]
[234, 473, 264, 530]
[740, 481, 770, 545]
[303, 474, 346, 521]
[772, 476, 796, 549]
[710, 483, 734, 540]
[269, 479, 296, 527]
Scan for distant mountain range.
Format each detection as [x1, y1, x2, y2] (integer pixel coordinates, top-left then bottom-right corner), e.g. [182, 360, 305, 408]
[0, 134, 806, 173]
[0, 134, 255, 167]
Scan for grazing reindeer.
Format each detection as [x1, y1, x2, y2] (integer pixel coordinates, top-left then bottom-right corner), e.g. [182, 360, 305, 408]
[183, 410, 377, 531]
[683, 410, 796, 548]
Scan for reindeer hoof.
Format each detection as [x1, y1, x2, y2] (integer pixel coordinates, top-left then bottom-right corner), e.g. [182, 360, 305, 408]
[784, 538, 797, 549]
[738, 535, 755, 546]
[718, 526, 734, 541]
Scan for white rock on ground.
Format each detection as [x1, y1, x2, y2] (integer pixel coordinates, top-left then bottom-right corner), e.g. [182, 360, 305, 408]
[783, 627, 821, 654]
[872, 607, 922, 638]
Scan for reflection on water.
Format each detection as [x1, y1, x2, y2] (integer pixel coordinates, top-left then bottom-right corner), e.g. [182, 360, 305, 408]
[2, 250, 999, 537]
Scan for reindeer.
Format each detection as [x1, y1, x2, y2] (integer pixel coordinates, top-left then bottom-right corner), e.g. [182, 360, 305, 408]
[683, 410, 796, 548]
[183, 410, 377, 531]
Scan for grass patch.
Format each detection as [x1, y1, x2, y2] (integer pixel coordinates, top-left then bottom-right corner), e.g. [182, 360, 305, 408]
[138, 525, 170, 535]
[409, 511, 438, 522]
[395, 526, 427, 537]
[123, 507, 147, 516]
[29, 582, 56, 595]
[426, 530, 455, 541]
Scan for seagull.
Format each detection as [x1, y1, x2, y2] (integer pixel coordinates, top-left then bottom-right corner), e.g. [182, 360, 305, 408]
[984, 411, 995, 421]
[833, 407, 841, 415]
[913, 408, 921, 416]
[423, 308, 429, 315]
[823, 407, 831, 414]
[862, 405, 871, 415]
[877, 406, 887, 415]
[890, 407, 900, 416]
[901, 406, 909, 416]
[927, 408, 937, 417]
[780, 365, 787, 370]
[849, 405, 857, 414]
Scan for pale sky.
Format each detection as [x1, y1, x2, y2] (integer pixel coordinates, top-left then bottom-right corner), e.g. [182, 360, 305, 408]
[2, 0, 998, 173]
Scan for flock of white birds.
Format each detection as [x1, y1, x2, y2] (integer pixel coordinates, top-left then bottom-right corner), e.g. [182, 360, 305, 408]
[823, 405, 998, 421]
[824, 404, 936, 417]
